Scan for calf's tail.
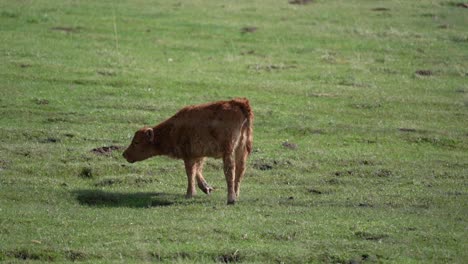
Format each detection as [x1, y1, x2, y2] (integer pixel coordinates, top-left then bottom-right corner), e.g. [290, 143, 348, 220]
[233, 98, 254, 155]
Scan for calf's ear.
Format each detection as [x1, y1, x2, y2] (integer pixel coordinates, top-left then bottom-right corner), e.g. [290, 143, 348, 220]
[145, 128, 154, 143]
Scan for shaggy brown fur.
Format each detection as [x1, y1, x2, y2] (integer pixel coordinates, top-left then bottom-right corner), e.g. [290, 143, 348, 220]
[123, 98, 254, 204]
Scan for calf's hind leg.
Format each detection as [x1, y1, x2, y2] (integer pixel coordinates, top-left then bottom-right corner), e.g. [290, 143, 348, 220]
[234, 147, 248, 198]
[223, 153, 237, 205]
[195, 158, 213, 194]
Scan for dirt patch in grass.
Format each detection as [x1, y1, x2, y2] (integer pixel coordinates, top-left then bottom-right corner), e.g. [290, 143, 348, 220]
[5, 249, 58, 261]
[415, 69, 433, 76]
[91, 145, 123, 155]
[252, 159, 292, 171]
[241, 26, 257, 34]
[436, 160, 468, 169]
[334, 170, 355, 177]
[79, 167, 93, 178]
[94, 178, 123, 187]
[350, 254, 380, 263]
[319, 253, 348, 264]
[326, 178, 343, 185]
[308, 188, 332, 195]
[50, 26, 82, 33]
[262, 230, 297, 241]
[253, 161, 273, 171]
[398, 127, 428, 133]
[65, 250, 88, 261]
[451, 35, 468, 43]
[421, 13, 437, 18]
[63, 133, 75, 138]
[309, 189, 323, 194]
[338, 159, 377, 166]
[399, 128, 417, 133]
[33, 98, 49, 105]
[374, 168, 393, 177]
[287, 126, 326, 136]
[149, 252, 163, 261]
[454, 3, 468, 8]
[240, 50, 255, 55]
[0, 159, 9, 171]
[355, 231, 389, 241]
[248, 63, 297, 72]
[321, 252, 381, 264]
[39, 137, 60, 143]
[163, 251, 250, 262]
[351, 103, 382, 109]
[70, 78, 129, 88]
[289, 0, 313, 5]
[307, 92, 337, 98]
[338, 78, 372, 88]
[359, 160, 375, 166]
[46, 117, 69, 123]
[371, 7, 390, 11]
[404, 135, 458, 148]
[217, 250, 241, 263]
[282, 141, 297, 150]
[1, 10, 19, 18]
[134, 176, 155, 186]
[149, 251, 191, 261]
[97, 70, 117, 77]
[334, 168, 393, 178]
[446, 191, 465, 196]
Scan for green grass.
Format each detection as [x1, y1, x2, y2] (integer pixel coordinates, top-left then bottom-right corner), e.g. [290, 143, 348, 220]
[1, 0, 467, 263]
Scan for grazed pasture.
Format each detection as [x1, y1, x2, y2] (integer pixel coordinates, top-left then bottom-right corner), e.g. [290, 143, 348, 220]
[0, 0, 467, 263]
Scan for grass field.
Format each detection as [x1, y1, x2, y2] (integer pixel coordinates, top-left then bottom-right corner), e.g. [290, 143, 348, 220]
[1, 0, 467, 263]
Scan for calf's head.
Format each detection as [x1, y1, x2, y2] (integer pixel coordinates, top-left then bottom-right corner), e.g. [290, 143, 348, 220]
[123, 127, 157, 163]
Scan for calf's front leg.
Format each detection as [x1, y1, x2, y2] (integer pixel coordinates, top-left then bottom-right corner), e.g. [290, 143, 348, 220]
[184, 159, 197, 198]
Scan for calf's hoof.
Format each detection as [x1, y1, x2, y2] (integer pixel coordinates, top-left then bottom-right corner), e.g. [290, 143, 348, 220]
[198, 181, 214, 195]
[227, 199, 236, 205]
[204, 186, 214, 195]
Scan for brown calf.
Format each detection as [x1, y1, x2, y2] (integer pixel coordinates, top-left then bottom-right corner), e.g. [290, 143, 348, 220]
[123, 98, 253, 204]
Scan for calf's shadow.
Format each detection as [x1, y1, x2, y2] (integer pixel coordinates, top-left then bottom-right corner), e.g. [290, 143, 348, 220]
[74, 190, 179, 208]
